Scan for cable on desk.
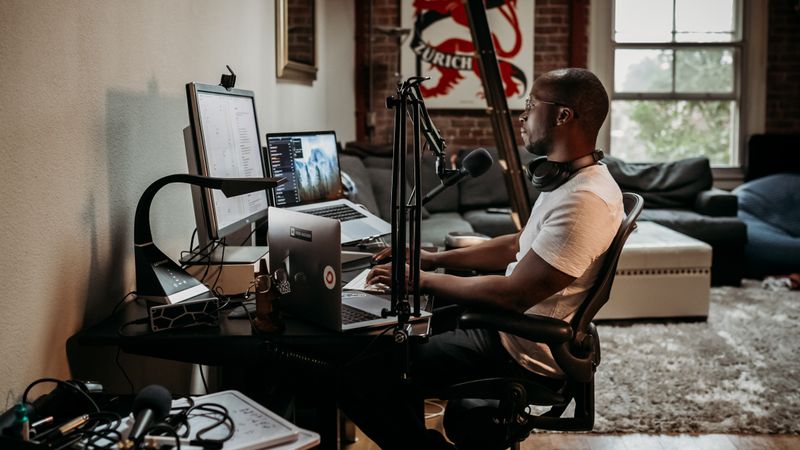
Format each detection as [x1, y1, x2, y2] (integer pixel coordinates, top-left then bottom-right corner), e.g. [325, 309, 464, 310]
[191, 403, 234, 443]
[78, 411, 124, 450]
[234, 299, 257, 330]
[180, 231, 218, 270]
[109, 291, 138, 319]
[198, 365, 209, 395]
[209, 238, 226, 290]
[117, 317, 150, 337]
[237, 219, 268, 246]
[188, 228, 198, 258]
[159, 400, 235, 449]
[22, 378, 101, 413]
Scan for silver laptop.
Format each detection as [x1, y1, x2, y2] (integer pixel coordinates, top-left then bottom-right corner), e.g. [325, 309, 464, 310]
[265, 130, 391, 244]
[268, 208, 429, 332]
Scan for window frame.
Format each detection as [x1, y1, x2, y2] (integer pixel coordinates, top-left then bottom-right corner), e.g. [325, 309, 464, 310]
[589, 0, 767, 181]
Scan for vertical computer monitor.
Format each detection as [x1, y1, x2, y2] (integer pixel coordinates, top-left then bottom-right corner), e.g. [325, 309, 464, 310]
[185, 82, 270, 245]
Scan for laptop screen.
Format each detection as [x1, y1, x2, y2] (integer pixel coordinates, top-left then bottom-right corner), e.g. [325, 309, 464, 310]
[265, 131, 343, 207]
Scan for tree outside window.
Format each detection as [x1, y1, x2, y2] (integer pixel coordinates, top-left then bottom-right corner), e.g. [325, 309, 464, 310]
[609, 0, 740, 166]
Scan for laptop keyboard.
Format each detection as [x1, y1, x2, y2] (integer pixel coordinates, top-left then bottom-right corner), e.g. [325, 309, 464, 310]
[341, 303, 381, 325]
[304, 204, 366, 222]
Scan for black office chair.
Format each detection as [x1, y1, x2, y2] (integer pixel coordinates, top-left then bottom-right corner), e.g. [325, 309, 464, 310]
[439, 192, 644, 450]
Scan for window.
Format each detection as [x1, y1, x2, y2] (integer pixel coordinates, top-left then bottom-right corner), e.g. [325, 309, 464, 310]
[605, 0, 743, 166]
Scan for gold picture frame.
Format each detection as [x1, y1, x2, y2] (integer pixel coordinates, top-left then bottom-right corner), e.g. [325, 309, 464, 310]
[276, 0, 318, 83]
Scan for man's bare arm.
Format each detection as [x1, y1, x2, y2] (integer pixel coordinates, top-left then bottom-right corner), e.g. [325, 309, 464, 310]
[368, 248, 575, 312]
[429, 232, 520, 272]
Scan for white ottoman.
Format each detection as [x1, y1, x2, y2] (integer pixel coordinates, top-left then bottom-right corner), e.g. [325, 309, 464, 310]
[596, 221, 712, 320]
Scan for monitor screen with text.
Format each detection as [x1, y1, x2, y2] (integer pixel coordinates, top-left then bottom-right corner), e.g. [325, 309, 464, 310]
[187, 83, 269, 240]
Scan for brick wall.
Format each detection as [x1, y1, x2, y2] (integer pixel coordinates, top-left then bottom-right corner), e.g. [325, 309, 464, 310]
[765, 0, 800, 133]
[355, 1, 797, 150]
[287, 0, 315, 65]
[355, 0, 585, 152]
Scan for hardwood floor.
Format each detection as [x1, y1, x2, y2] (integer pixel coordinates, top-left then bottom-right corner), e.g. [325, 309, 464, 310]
[341, 401, 800, 449]
[344, 430, 800, 450]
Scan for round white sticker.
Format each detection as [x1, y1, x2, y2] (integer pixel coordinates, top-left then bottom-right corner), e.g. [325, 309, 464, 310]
[323, 265, 336, 290]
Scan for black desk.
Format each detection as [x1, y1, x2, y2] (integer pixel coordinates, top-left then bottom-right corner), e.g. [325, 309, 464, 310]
[67, 293, 432, 450]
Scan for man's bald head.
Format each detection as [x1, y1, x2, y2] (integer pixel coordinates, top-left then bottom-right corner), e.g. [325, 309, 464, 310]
[533, 68, 609, 139]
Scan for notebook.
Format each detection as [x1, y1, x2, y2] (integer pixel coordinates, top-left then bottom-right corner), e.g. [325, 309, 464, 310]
[268, 207, 430, 332]
[85, 390, 319, 450]
[265, 130, 391, 244]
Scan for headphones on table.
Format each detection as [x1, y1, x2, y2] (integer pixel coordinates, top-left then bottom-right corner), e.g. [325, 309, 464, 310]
[526, 150, 605, 192]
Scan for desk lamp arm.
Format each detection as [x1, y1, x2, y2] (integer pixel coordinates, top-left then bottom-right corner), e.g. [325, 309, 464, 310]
[133, 174, 285, 245]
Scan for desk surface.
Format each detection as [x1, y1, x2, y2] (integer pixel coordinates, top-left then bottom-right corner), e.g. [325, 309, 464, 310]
[69, 293, 431, 368]
[67, 255, 435, 450]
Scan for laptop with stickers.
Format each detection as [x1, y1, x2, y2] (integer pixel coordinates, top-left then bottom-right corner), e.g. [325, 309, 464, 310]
[267, 207, 430, 332]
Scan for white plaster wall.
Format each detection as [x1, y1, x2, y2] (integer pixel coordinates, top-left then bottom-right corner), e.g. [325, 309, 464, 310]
[0, 0, 355, 398]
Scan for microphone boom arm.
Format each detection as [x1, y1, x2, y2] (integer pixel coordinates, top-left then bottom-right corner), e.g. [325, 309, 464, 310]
[404, 80, 454, 180]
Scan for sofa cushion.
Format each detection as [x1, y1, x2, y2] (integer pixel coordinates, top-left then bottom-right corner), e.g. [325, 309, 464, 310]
[362, 155, 394, 170]
[420, 212, 474, 247]
[734, 173, 800, 237]
[639, 209, 747, 245]
[458, 147, 540, 209]
[604, 156, 713, 209]
[368, 167, 431, 221]
[694, 188, 738, 217]
[462, 209, 518, 237]
[339, 154, 380, 214]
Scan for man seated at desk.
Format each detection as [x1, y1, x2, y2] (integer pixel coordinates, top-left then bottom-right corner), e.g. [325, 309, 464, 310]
[338, 68, 623, 450]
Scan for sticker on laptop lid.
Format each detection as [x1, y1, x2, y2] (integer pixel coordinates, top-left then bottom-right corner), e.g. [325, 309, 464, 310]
[290, 226, 312, 242]
[323, 265, 336, 289]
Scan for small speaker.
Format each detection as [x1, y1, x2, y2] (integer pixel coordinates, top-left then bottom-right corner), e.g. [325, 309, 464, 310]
[149, 296, 220, 332]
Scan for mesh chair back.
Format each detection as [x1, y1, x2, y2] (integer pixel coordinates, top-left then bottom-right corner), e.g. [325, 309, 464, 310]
[571, 192, 643, 336]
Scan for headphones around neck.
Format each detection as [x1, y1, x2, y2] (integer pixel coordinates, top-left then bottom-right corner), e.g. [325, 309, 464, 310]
[526, 150, 605, 192]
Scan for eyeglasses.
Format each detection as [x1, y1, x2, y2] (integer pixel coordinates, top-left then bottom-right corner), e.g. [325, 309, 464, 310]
[522, 97, 575, 117]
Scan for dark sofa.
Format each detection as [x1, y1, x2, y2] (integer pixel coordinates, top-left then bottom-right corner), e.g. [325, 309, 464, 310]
[341, 145, 747, 285]
[339, 146, 538, 246]
[603, 156, 747, 286]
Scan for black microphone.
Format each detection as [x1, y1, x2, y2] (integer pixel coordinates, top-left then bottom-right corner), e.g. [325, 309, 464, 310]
[125, 385, 171, 446]
[422, 148, 493, 205]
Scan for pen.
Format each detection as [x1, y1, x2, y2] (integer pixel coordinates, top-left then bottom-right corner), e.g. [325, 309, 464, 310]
[30, 415, 53, 430]
[35, 413, 90, 441]
[58, 414, 89, 435]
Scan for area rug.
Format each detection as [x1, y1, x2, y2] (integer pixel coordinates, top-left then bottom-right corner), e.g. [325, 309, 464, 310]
[592, 280, 800, 434]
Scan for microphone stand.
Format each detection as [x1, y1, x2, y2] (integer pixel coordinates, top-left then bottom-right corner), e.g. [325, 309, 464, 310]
[383, 76, 448, 381]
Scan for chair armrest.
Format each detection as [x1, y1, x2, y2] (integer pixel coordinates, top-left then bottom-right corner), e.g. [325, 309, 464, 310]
[459, 309, 573, 345]
[694, 188, 738, 217]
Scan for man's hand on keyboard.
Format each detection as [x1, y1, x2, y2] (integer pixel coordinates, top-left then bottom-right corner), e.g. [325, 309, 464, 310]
[367, 262, 426, 293]
[344, 268, 390, 294]
[371, 247, 437, 270]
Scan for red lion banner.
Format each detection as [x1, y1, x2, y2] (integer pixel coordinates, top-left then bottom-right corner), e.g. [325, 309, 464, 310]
[402, 0, 534, 109]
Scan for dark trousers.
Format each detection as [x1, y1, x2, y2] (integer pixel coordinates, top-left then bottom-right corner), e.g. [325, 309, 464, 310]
[337, 327, 562, 450]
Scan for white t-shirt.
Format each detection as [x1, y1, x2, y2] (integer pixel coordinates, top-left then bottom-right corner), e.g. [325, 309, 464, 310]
[500, 163, 623, 378]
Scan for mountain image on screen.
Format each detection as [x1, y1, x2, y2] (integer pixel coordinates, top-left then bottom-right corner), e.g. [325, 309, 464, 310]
[295, 147, 341, 202]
